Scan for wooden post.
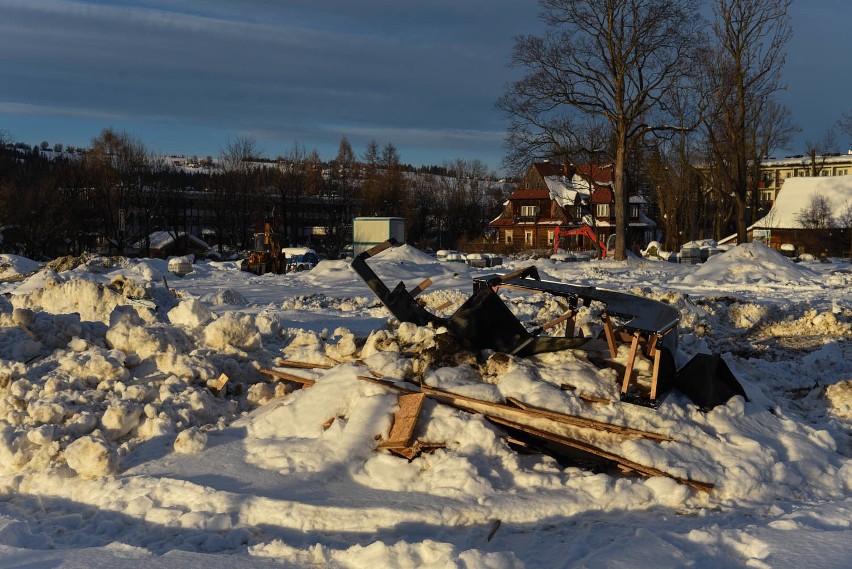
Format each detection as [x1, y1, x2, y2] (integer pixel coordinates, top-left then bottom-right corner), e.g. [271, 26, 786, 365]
[621, 331, 641, 394]
[646, 333, 659, 358]
[650, 346, 662, 401]
[601, 314, 618, 358]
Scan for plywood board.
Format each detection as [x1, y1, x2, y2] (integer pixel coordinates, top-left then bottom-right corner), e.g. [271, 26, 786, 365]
[379, 393, 425, 449]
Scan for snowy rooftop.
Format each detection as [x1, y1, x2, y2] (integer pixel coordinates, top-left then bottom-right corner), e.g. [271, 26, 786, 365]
[753, 175, 852, 228]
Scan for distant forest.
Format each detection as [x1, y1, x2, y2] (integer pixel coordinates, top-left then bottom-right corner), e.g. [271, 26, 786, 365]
[0, 129, 510, 260]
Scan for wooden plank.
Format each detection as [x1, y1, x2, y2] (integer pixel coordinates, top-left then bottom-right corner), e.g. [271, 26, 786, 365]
[621, 331, 641, 394]
[274, 360, 332, 370]
[357, 375, 419, 394]
[578, 393, 612, 405]
[505, 397, 672, 442]
[259, 368, 316, 387]
[410, 278, 433, 298]
[646, 333, 659, 358]
[378, 393, 425, 449]
[601, 314, 618, 358]
[564, 309, 577, 338]
[209, 372, 229, 392]
[538, 310, 575, 333]
[650, 347, 662, 401]
[488, 416, 713, 494]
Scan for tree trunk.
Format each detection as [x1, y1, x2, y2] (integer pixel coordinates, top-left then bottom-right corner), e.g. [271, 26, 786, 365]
[613, 139, 628, 261]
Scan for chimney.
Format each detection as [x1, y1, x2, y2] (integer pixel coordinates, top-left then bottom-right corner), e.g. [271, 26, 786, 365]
[562, 160, 576, 178]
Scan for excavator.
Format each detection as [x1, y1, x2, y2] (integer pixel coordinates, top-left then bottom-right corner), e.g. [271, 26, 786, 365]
[241, 219, 286, 275]
[552, 225, 611, 259]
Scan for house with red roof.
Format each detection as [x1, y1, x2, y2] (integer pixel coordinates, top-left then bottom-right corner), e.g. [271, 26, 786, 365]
[489, 162, 655, 252]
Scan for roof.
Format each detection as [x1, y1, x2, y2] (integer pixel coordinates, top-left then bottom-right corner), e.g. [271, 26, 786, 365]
[535, 162, 613, 208]
[751, 175, 852, 229]
[138, 231, 210, 250]
[508, 188, 551, 200]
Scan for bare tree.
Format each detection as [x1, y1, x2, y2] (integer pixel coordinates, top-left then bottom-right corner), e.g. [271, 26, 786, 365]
[840, 111, 852, 138]
[318, 137, 358, 257]
[85, 128, 150, 254]
[221, 136, 261, 249]
[700, 0, 793, 244]
[795, 194, 834, 229]
[838, 201, 852, 256]
[498, 0, 701, 260]
[804, 128, 838, 177]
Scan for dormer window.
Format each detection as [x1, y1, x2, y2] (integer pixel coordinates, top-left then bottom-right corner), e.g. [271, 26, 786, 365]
[629, 204, 639, 218]
[521, 205, 539, 217]
[596, 203, 610, 218]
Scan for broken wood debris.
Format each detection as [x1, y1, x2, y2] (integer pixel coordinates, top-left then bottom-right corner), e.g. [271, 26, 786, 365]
[259, 367, 317, 387]
[356, 375, 711, 493]
[378, 393, 425, 451]
[488, 416, 713, 494]
[207, 372, 230, 393]
[504, 397, 672, 442]
[273, 359, 332, 370]
[254, 358, 711, 493]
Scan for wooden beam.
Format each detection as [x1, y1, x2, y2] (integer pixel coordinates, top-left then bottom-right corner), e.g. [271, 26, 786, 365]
[505, 397, 672, 442]
[650, 347, 662, 401]
[274, 359, 332, 370]
[410, 278, 433, 298]
[378, 393, 425, 449]
[620, 331, 641, 395]
[357, 375, 419, 394]
[259, 368, 316, 387]
[488, 416, 713, 494]
[564, 309, 577, 338]
[646, 333, 659, 358]
[601, 313, 618, 358]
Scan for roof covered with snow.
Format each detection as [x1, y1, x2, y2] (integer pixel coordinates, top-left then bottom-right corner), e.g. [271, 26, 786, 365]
[138, 231, 210, 250]
[753, 175, 852, 229]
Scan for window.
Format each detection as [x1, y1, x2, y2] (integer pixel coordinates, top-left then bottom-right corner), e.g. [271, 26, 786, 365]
[574, 204, 582, 219]
[547, 230, 554, 245]
[786, 172, 792, 178]
[520, 205, 539, 217]
[596, 203, 610, 218]
[525, 231, 533, 245]
[629, 204, 639, 219]
[505, 231, 513, 244]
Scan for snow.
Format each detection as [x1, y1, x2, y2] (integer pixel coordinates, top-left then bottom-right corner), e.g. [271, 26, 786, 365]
[752, 175, 852, 228]
[0, 244, 850, 567]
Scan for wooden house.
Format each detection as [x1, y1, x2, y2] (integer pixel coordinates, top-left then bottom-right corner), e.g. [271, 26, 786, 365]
[490, 162, 654, 252]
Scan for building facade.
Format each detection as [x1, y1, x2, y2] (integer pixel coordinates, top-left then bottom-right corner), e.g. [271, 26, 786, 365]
[489, 162, 654, 253]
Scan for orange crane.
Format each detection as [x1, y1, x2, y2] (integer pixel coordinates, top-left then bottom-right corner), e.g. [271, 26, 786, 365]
[552, 225, 607, 258]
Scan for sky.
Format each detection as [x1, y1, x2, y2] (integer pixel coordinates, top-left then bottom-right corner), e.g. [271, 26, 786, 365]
[0, 0, 850, 173]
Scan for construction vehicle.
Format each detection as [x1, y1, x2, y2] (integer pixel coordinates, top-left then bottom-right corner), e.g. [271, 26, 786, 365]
[241, 220, 286, 275]
[552, 225, 611, 258]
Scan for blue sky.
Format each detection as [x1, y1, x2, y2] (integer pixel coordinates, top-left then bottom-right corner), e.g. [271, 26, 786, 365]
[0, 1, 849, 173]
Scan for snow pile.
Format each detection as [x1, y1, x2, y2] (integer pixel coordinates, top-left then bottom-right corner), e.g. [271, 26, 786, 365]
[0, 254, 42, 279]
[678, 241, 821, 287]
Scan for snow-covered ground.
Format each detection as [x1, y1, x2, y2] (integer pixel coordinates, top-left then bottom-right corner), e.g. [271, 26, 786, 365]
[0, 244, 850, 568]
